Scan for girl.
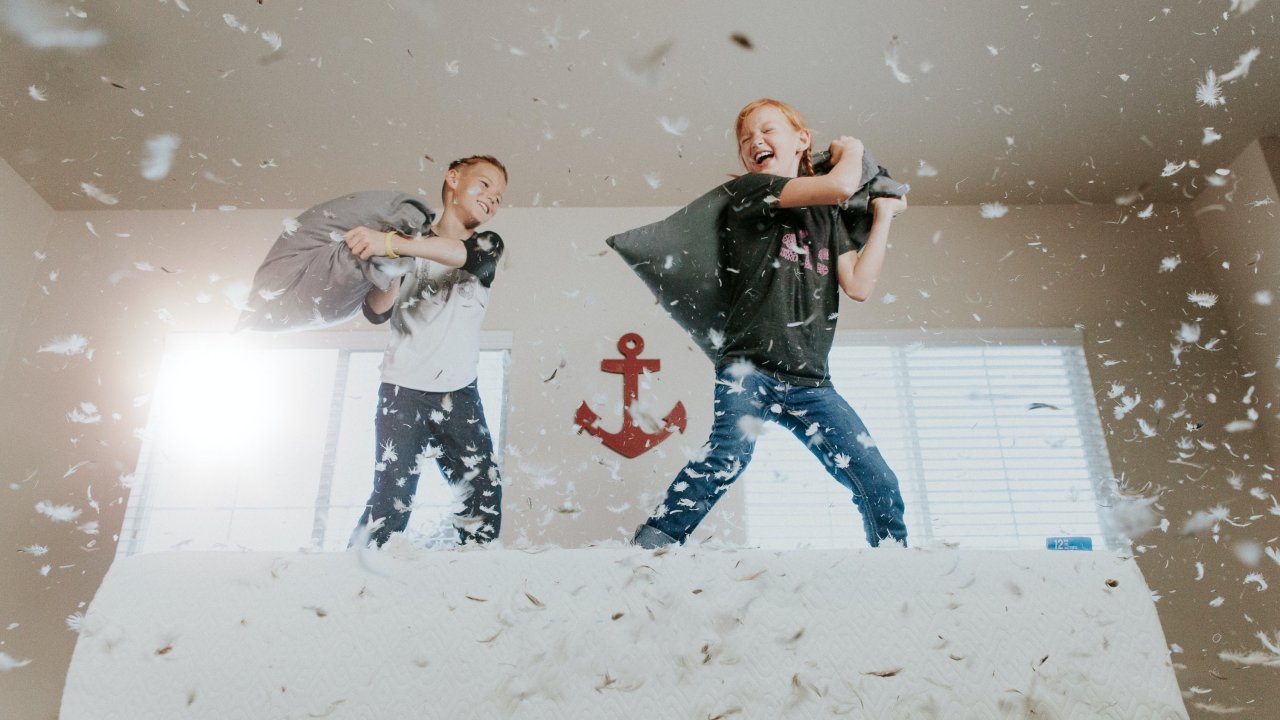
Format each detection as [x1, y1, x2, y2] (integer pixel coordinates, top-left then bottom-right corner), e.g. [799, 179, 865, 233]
[633, 99, 909, 549]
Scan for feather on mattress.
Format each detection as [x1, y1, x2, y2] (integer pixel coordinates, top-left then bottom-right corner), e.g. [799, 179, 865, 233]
[61, 546, 1188, 719]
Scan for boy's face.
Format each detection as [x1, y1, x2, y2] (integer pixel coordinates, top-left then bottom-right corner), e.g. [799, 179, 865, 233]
[737, 105, 810, 177]
[447, 162, 506, 226]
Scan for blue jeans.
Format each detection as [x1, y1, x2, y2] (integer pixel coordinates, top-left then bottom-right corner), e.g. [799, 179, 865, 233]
[635, 365, 907, 548]
[352, 381, 502, 547]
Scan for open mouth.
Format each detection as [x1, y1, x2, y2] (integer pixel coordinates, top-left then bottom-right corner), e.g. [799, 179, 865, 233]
[752, 150, 775, 165]
[477, 200, 490, 215]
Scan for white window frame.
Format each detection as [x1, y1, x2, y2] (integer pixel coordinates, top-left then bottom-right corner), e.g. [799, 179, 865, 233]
[740, 328, 1122, 551]
[117, 330, 511, 556]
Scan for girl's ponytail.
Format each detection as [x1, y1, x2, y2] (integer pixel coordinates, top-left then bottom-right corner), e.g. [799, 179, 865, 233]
[799, 149, 815, 177]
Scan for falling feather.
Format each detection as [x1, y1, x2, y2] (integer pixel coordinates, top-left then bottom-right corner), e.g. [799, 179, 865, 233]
[67, 402, 101, 424]
[618, 40, 673, 88]
[1218, 47, 1260, 83]
[35, 500, 82, 523]
[140, 134, 181, 181]
[1177, 323, 1200, 344]
[1159, 255, 1181, 273]
[884, 36, 912, 84]
[80, 182, 118, 206]
[1224, 419, 1255, 433]
[658, 116, 689, 136]
[260, 31, 282, 52]
[0, 652, 32, 671]
[1195, 70, 1224, 107]
[1202, 127, 1222, 145]
[3, 1, 105, 48]
[27, 85, 46, 101]
[980, 202, 1008, 219]
[1187, 292, 1218, 308]
[37, 334, 90, 356]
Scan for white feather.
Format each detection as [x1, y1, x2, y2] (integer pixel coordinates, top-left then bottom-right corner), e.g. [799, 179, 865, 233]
[0, 652, 32, 671]
[2, 0, 105, 49]
[657, 116, 688, 136]
[1195, 70, 1224, 107]
[1187, 291, 1218, 308]
[37, 334, 89, 356]
[980, 202, 1008, 219]
[260, 30, 282, 52]
[79, 182, 118, 205]
[35, 500, 82, 523]
[140, 133, 181, 181]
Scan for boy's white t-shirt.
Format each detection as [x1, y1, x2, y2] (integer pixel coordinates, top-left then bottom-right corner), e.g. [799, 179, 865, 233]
[374, 231, 504, 393]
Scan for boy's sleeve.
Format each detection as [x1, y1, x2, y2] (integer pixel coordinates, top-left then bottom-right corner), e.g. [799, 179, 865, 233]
[461, 231, 505, 288]
[362, 300, 393, 325]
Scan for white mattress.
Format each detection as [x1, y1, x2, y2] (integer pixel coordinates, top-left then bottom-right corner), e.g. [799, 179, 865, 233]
[62, 545, 1188, 719]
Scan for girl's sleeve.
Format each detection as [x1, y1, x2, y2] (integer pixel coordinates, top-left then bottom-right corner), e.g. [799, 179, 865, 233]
[723, 173, 791, 224]
[461, 231, 505, 288]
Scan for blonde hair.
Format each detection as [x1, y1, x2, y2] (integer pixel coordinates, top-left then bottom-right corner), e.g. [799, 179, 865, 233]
[734, 98, 814, 176]
[442, 155, 508, 203]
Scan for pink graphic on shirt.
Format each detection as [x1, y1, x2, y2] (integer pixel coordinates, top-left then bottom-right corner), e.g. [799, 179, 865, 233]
[780, 233, 800, 262]
[817, 248, 830, 276]
[779, 229, 820, 272]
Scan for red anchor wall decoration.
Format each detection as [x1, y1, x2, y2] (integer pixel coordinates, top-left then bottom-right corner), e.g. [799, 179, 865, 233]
[574, 333, 687, 458]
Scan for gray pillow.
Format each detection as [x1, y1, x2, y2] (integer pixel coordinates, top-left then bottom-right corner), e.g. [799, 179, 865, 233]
[237, 191, 434, 331]
[606, 149, 907, 360]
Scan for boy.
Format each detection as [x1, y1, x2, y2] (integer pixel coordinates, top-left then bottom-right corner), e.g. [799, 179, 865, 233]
[345, 155, 508, 547]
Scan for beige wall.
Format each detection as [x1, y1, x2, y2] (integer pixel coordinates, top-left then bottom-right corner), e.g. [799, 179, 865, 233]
[0, 158, 54, 382]
[2, 193, 1277, 717]
[1192, 138, 1280, 467]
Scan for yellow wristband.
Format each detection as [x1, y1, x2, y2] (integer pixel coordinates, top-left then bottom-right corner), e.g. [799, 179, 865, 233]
[384, 231, 400, 259]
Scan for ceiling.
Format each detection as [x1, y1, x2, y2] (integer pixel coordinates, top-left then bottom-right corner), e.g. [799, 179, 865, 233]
[1, 0, 1277, 211]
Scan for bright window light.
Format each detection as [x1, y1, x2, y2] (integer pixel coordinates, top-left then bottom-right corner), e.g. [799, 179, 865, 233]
[119, 332, 510, 555]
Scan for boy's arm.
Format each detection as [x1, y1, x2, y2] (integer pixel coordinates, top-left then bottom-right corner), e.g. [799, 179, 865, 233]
[836, 196, 907, 302]
[362, 277, 401, 321]
[776, 136, 865, 208]
[344, 226, 467, 268]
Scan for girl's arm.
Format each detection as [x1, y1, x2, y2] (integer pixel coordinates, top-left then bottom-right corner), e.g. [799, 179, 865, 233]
[344, 226, 467, 268]
[777, 136, 865, 208]
[836, 196, 907, 301]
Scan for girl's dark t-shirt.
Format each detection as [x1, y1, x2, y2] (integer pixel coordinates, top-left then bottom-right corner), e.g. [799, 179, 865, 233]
[717, 173, 857, 387]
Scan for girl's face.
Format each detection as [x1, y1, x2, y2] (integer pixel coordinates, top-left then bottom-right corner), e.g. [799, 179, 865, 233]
[737, 105, 811, 177]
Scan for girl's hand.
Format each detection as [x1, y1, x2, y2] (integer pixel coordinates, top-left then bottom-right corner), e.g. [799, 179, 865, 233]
[344, 226, 387, 261]
[871, 195, 908, 219]
[828, 136, 864, 166]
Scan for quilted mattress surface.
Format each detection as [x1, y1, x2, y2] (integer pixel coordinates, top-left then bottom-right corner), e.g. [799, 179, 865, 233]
[61, 545, 1188, 719]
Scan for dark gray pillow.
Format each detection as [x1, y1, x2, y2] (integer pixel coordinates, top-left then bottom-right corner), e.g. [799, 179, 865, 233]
[237, 191, 434, 331]
[606, 149, 907, 360]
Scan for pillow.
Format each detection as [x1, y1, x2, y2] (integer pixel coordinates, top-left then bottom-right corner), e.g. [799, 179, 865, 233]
[606, 148, 907, 360]
[237, 191, 434, 331]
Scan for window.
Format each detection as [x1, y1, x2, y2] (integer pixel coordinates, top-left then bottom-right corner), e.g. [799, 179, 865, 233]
[117, 331, 510, 556]
[741, 329, 1121, 550]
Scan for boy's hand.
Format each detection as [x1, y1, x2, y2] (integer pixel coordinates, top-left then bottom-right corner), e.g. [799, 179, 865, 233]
[828, 136, 864, 166]
[871, 195, 907, 219]
[344, 226, 387, 261]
